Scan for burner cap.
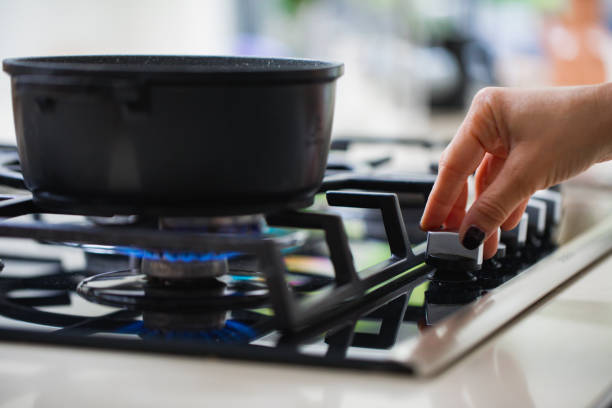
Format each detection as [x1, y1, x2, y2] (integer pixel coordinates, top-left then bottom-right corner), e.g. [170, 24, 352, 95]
[141, 257, 229, 280]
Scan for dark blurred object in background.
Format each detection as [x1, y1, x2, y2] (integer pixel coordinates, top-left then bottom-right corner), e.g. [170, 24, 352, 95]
[426, 30, 495, 110]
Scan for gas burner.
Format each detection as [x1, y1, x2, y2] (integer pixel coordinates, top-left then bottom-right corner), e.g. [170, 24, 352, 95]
[63, 214, 308, 278]
[136, 215, 264, 280]
[134, 250, 238, 280]
[141, 256, 229, 280]
[76, 270, 269, 311]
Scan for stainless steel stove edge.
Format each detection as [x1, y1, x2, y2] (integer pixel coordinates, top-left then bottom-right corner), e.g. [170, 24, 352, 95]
[392, 215, 612, 377]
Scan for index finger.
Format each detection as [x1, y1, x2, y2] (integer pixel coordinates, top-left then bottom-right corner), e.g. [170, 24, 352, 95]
[420, 124, 487, 230]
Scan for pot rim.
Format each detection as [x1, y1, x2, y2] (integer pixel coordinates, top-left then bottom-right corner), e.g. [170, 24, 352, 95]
[3, 55, 344, 83]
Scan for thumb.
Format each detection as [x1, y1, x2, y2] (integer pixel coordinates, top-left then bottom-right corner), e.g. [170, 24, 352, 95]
[459, 157, 534, 249]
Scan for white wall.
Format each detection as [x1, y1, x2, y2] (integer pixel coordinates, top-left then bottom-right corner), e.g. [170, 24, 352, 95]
[0, 0, 236, 143]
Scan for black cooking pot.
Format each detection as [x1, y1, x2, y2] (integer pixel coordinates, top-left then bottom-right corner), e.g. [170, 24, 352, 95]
[2, 55, 343, 216]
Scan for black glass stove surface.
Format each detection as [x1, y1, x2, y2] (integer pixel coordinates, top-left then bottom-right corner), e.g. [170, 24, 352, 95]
[0, 143, 557, 373]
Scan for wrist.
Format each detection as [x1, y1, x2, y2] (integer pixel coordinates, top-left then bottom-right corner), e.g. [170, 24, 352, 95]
[591, 82, 612, 161]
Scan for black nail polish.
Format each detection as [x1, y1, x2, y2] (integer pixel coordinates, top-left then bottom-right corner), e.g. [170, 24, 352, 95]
[462, 226, 485, 250]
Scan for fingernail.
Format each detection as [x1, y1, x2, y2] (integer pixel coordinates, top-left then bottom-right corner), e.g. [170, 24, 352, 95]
[462, 226, 485, 250]
[419, 218, 432, 230]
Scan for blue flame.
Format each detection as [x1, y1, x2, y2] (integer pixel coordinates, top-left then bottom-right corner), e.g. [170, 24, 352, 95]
[229, 275, 262, 281]
[116, 320, 257, 343]
[115, 247, 240, 263]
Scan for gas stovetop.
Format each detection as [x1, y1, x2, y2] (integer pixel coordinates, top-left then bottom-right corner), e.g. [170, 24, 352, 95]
[0, 140, 603, 376]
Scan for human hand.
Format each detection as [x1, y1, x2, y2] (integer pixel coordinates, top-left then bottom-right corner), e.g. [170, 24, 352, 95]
[421, 85, 612, 258]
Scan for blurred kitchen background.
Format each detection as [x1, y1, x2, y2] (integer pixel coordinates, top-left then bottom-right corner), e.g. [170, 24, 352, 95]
[0, 0, 611, 237]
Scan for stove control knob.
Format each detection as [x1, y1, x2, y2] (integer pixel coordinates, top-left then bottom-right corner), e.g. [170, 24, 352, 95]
[501, 212, 528, 250]
[426, 231, 483, 271]
[489, 227, 506, 259]
[479, 239, 507, 289]
[533, 189, 562, 237]
[482, 228, 506, 265]
[526, 199, 547, 238]
[495, 242, 507, 259]
[425, 232, 483, 309]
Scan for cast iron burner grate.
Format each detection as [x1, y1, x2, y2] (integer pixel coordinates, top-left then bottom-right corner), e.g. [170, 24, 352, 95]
[0, 266, 423, 357]
[0, 189, 431, 331]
